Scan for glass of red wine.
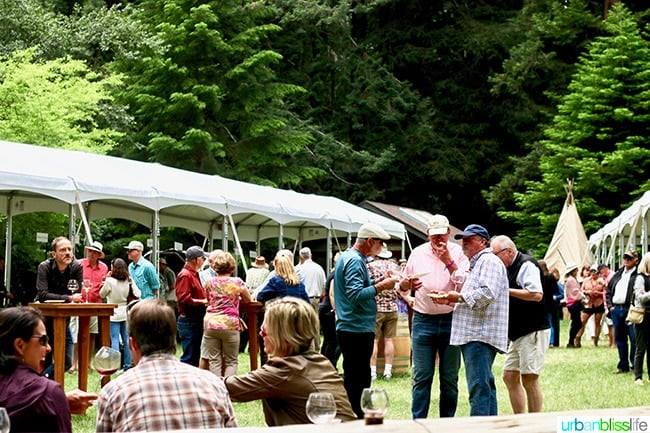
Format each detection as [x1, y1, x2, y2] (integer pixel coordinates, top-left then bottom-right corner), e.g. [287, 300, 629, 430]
[93, 346, 121, 390]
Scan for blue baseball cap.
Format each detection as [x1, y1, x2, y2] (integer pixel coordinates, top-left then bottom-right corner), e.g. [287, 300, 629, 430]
[454, 224, 490, 241]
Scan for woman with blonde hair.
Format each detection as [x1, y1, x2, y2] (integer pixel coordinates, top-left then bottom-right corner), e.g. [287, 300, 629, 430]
[224, 297, 355, 425]
[256, 255, 309, 303]
[202, 250, 252, 377]
[632, 253, 650, 385]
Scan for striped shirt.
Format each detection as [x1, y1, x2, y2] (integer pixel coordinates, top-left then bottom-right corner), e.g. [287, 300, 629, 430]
[450, 248, 509, 353]
[96, 353, 237, 432]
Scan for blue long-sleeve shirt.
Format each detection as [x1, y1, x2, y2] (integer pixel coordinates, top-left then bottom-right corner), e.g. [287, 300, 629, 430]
[333, 248, 377, 333]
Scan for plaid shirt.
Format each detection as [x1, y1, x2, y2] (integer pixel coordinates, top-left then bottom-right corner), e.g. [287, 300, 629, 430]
[450, 248, 509, 353]
[96, 353, 237, 432]
[368, 259, 398, 313]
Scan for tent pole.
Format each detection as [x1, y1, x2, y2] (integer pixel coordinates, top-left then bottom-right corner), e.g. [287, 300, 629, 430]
[4, 195, 13, 296]
[152, 210, 160, 284]
[222, 215, 229, 251]
[326, 229, 332, 274]
[75, 196, 93, 246]
[227, 210, 247, 273]
[68, 204, 76, 253]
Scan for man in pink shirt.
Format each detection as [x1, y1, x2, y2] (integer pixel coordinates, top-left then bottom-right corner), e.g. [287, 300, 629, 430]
[402, 215, 469, 418]
[80, 240, 108, 368]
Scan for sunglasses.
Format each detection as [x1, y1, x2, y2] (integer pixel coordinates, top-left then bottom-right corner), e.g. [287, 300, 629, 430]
[31, 334, 49, 346]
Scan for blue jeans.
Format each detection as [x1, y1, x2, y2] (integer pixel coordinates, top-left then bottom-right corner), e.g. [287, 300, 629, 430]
[177, 316, 203, 367]
[461, 341, 498, 416]
[611, 305, 635, 371]
[411, 312, 460, 418]
[110, 321, 131, 369]
[337, 330, 374, 419]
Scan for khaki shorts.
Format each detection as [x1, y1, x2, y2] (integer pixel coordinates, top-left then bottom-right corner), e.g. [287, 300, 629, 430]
[504, 329, 550, 375]
[375, 311, 398, 338]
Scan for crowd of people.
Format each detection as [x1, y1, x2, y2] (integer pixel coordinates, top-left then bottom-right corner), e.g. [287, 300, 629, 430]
[1, 220, 650, 431]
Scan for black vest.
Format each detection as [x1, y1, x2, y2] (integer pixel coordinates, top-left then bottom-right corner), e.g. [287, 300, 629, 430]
[507, 252, 549, 341]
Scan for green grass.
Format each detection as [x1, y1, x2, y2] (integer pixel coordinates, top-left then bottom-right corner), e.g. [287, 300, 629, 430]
[70, 320, 645, 431]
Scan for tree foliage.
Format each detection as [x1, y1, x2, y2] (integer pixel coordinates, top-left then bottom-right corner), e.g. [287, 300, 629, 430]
[111, 0, 322, 188]
[500, 3, 650, 251]
[0, 49, 122, 152]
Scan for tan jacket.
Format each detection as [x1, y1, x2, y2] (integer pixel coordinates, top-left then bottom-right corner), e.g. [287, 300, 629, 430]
[225, 351, 356, 426]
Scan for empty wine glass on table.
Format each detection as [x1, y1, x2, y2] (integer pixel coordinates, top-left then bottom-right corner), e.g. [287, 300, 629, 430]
[82, 279, 92, 303]
[93, 346, 121, 390]
[0, 407, 10, 433]
[305, 392, 337, 424]
[67, 279, 79, 297]
[360, 388, 389, 425]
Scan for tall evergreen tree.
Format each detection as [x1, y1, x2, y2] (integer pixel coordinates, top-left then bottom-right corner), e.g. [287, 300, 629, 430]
[500, 3, 650, 252]
[113, 0, 322, 188]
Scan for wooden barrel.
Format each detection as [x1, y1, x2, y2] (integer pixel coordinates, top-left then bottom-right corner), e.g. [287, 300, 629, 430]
[376, 313, 411, 375]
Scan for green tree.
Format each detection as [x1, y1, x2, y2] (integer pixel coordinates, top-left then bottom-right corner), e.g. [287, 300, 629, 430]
[500, 3, 650, 252]
[0, 49, 122, 152]
[112, 0, 322, 188]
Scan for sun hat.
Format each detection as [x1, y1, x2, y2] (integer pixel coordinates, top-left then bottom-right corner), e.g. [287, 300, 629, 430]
[377, 243, 392, 259]
[564, 263, 578, 275]
[254, 256, 269, 269]
[84, 241, 105, 258]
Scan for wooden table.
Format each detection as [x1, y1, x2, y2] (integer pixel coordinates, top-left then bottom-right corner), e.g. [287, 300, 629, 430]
[30, 302, 117, 390]
[240, 301, 264, 370]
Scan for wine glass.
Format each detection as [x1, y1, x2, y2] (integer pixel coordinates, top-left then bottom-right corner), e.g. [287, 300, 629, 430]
[450, 269, 467, 290]
[67, 279, 79, 297]
[82, 279, 92, 303]
[305, 392, 337, 424]
[0, 408, 10, 433]
[93, 346, 121, 389]
[360, 388, 389, 425]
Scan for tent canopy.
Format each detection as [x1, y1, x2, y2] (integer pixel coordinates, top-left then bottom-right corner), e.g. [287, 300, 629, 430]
[588, 190, 650, 267]
[544, 181, 592, 275]
[0, 141, 406, 242]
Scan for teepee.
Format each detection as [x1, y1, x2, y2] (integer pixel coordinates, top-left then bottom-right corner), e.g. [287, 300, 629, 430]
[543, 180, 593, 275]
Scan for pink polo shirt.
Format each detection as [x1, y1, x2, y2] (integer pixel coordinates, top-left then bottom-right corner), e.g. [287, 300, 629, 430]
[405, 241, 469, 315]
[81, 258, 109, 303]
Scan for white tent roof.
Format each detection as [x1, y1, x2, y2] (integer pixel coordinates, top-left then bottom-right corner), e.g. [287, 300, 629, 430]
[0, 140, 406, 241]
[588, 190, 650, 266]
[543, 184, 592, 275]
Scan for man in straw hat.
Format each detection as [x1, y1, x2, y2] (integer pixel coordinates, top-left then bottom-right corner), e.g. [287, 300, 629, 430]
[79, 240, 109, 369]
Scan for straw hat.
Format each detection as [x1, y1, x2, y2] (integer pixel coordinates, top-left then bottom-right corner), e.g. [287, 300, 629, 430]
[254, 256, 269, 269]
[84, 241, 105, 259]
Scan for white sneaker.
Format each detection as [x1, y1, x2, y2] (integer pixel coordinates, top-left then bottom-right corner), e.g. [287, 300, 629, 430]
[635, 378, 644, 386]
[382, 373, 392, 380]
[371, 373, 377, 381]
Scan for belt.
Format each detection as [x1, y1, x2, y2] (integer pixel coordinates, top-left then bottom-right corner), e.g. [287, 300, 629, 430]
[310, 296, 320, 299]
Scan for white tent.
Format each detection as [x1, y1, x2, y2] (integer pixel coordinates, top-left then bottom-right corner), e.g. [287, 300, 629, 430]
[588, 190, 650, 267]
[0, 141, 406, 286]
[543, 181, 592, 275]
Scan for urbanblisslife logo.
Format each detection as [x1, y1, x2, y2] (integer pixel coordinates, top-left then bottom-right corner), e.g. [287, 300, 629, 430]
[557, 417, 650, 432]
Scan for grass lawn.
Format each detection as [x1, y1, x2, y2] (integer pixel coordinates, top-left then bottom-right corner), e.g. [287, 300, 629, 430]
[71, 319, 644, 431]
